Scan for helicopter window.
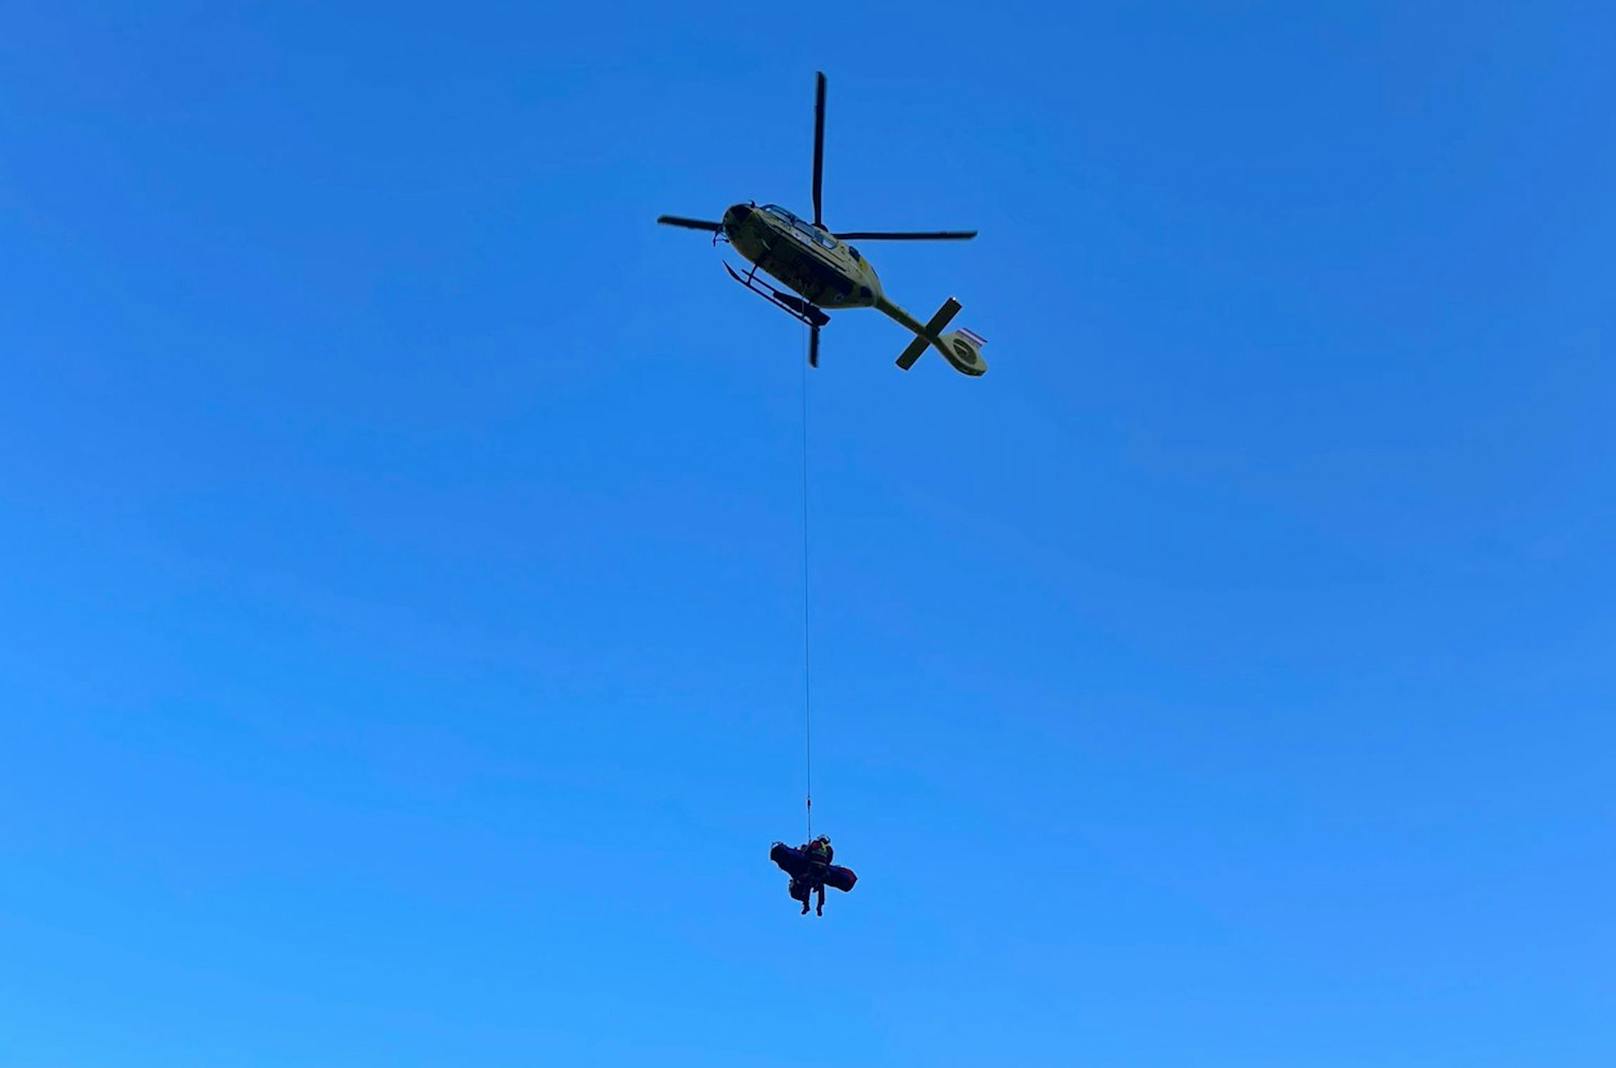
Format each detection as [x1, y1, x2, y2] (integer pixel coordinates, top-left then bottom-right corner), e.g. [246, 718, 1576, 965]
[764, 204, 795, 222]
[794, 220, 837, 249]
[847, 245, 861, 261]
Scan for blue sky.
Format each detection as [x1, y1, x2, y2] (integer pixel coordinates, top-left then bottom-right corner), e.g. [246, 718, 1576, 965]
[2, 3, 1612, 1065]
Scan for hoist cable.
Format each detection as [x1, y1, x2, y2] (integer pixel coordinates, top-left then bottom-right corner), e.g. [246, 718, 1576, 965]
[799, 348, 814, 841]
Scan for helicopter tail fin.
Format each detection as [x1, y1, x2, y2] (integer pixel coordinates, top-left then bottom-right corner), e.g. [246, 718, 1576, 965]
[935, 327, 988, 376]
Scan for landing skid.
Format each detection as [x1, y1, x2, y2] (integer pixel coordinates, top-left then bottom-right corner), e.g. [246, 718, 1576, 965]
[724, 261, 830, 328]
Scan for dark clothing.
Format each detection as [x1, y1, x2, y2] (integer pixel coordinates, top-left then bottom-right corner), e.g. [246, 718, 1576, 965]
[788, 875, 822, 914]
[771, 841, 857, 916]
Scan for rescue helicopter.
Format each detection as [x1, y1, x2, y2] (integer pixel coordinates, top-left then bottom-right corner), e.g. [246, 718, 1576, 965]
[657, 73, 988, 376]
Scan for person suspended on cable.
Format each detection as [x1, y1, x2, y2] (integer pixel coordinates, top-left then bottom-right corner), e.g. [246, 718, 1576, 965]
[770, 835, 857, 917]
[800, 835, 832, 915]
[788, 874, 817, 915]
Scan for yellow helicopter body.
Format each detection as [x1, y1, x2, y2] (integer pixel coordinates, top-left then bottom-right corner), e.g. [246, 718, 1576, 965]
[722, 202, 881, 310]
[658, 74, 988, 376]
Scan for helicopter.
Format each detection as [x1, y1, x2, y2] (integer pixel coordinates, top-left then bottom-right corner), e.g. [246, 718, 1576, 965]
[657, 73, 988, 376]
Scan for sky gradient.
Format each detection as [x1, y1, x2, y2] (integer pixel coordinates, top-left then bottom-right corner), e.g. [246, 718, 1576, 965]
[2, 3, 1613, 1065]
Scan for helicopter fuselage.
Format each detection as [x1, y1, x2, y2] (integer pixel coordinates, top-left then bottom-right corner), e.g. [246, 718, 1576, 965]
[722, 203, 881, 310]
[697, 198, 984, 375]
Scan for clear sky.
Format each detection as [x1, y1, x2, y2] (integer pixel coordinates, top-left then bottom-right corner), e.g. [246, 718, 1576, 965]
[2, 3, 1612, 1065]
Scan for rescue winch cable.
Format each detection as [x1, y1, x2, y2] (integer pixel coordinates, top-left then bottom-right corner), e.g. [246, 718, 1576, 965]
[799, 349, 815, 841]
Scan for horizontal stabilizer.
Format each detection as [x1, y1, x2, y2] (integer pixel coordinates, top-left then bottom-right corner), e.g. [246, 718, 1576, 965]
[896, 297, 962, 370]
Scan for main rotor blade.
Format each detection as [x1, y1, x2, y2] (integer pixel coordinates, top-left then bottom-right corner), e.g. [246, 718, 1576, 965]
[808, 323, 820, 368]
[832, 230, 978, 241]
[811, 72, 826, 228]
[657, 215, 723, 232]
